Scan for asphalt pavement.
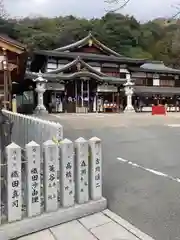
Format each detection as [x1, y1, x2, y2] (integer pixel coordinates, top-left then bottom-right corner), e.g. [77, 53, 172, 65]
[42, 113, 180, 240]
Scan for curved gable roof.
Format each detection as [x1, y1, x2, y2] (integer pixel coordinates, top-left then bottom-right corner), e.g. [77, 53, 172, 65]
[54, 32, 122, 57]
[46, 57, 107, 76]
[26, 70, 124, 83]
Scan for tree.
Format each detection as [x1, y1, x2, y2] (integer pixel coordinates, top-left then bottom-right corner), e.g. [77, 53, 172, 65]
[5, 12, 180, 65]
[0, 0, 7, 19]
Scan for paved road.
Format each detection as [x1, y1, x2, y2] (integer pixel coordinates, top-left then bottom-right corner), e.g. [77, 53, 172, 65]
[43, 113, 180, 240]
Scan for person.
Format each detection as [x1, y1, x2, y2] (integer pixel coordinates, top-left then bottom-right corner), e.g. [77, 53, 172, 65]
[49, 102, 53, 113]
[139, 99, 144, 112]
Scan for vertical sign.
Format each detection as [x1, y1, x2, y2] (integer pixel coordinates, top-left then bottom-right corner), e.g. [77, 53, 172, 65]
[26, 141, 41, 217]
[89, 137, 102, 200]
[60, 139, 74, 207]
[43, 140, 58, 212]
[75, 137, 89, 204]
[6, 143, 22, 222]
[56, 123, 63, 142]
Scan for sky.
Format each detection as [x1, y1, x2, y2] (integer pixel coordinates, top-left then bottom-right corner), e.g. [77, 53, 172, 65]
[4, 0, 179, 21]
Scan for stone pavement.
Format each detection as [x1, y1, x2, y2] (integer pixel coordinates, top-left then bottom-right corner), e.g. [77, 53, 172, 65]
[18, 209, 154, 240]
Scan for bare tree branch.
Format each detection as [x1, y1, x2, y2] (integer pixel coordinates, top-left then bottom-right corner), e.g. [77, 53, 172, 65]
[171, 4, 180, 19]
[105, 0, 131, 12]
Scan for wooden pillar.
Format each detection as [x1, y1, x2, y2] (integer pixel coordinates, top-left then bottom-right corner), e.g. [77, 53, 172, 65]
[117, 92, 120, 113]
[75, 80, 77, 112]
[87, 79, 89, 112]
[3, 48, 9, 110]
[81, 79, 84, 107]
[8, 70, 12, 110]
[112, 92, 115, 113]
[96, 92, 98, 113]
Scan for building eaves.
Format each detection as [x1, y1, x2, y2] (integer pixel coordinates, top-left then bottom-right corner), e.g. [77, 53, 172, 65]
[0, 34, 26, 50]
[34, 49, 149, 64]
[134, 86, 180, 95]
[26, 70, 124, 83]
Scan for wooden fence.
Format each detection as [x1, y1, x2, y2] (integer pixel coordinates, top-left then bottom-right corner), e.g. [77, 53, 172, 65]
[0, 136, 106, 240]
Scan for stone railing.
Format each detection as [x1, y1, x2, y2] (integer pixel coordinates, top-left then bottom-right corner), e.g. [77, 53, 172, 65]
[2, 110, 63, 148]
[0, 137, 106, 240]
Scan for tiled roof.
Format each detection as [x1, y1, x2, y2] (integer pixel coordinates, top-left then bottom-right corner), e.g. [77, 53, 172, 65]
[134, 86, 180, 95]
[34, 49, 148, 64]
[0, 34, 26, 50]
[129, 62, 180, 74]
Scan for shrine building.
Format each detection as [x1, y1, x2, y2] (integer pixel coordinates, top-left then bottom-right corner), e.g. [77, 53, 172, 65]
[0, 34, 27, 110]
[24, 32, 180, 113]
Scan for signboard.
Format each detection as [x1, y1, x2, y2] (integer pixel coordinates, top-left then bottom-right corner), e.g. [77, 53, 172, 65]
[47, 83, 65, 91]
[97, 84, 118, 93]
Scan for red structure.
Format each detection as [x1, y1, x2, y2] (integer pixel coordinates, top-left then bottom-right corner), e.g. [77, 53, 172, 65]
[152, 105, 166, 115]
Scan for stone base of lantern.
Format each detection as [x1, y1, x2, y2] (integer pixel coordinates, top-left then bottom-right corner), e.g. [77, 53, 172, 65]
[124, 105, 135, 113]
[33, 106, 48, 116]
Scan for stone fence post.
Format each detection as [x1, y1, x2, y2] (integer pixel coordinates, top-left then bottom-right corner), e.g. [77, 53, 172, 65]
[60, 138, 75, 207]
[89, 137, 102, 200]
[25, 141, 41, 217]
[6, 143, 22, 222]
[75, 137, 89, 204]
[43, 140, 58, 212]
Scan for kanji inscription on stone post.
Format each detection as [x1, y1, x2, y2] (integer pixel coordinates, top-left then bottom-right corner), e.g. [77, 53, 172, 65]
[60, 138, 74, 207]
[89, 137, 102, 200]
[56, 123, 63, 142]
[26, 141, 41, 217]
[75, 137, 89, 204]
[6, 143, 22, 222]
[43, 140, 58, 212]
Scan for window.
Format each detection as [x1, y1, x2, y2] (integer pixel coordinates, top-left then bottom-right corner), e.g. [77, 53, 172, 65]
[120, 73, 126, 79]
[101, 67, 119, 77]
[147, 78, 153, 86]
[135, 78, 145, 86]
[160, 80, 175, 87]
[175, 79, 180, 87]
[153, 79, 160, 86]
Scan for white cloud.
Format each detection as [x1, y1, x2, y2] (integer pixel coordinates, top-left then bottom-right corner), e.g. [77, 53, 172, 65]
[4, 0, 178, 21]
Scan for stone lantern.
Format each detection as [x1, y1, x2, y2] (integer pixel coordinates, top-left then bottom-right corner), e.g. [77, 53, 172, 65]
[124, 73, 135, 113]
[33, 71, 48, 115]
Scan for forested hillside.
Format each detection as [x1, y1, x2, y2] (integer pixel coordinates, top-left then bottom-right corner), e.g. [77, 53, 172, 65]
[1, 13, 180, 67]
